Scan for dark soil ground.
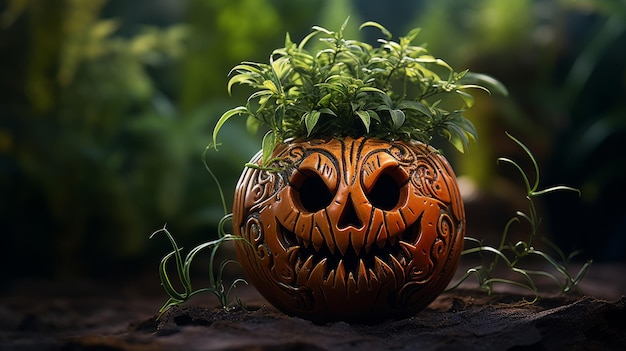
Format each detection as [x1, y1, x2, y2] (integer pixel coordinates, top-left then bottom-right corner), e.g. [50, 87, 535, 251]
[1, 263, 625, 351]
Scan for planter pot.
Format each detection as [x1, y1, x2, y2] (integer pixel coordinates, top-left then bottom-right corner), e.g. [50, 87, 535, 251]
[232, 136, 465, 322]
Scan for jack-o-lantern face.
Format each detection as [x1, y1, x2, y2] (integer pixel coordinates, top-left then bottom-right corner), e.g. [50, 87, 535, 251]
[233, 137, 464, 322]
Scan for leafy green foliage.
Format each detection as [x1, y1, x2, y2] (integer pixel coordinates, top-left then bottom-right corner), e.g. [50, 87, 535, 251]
[448, 132, 592, 298]
[213, 18, 507, 162]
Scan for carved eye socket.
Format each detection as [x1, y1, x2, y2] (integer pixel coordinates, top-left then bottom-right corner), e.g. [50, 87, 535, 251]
[366, 168, 406, 211]
[292, 171, 334, 212]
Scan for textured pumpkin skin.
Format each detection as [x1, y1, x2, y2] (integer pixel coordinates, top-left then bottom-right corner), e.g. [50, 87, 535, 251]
[232, 137, 465, 322]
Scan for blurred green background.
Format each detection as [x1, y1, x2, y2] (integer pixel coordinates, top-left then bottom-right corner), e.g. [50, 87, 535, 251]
[1, 0, 625, 282]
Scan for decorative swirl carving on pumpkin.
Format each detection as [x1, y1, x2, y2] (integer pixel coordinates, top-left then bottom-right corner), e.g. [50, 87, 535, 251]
[387, 143, 416, 168]
[410, 156, 448, 202]
[242, 166, 277, 209]
[284, 144, 306, 163]
[438, 212, 454, 241]
[232, 137, 465, 322]
[244, 215, 264, 245]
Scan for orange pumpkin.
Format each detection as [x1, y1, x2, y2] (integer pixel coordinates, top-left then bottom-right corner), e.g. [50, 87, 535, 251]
[233, 137, 464, 322]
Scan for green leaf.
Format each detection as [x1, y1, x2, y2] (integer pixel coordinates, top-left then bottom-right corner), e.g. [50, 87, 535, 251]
[311, 25, 333, 35]
[158, 250, 185, 300]
[457, 84, 491, 94]
[298, 29, 321, 49]
[227, 74, 256, 95]
[319, 107, 336, 116]
[284, 32, 293, 48]
[390, 109, 406, 129]
[358, 86, 386, 94]
[498, 155, 533, 196]
[213, 106, 248, 150]
[318, 93, 332, 106]
[531, 185, 581, 197]
[262, 80, 279, 94]
[359, 21, 392, 39]
[340, 16, 350, 34]
[403, 27, 422, 42]
[228, 63, 263, 76]
[376, 105, 391, 112]
[415, 55, 437, 63]
[397, 100, 433, 118]
[383, 41, 402, 54]
[304, 110, 321, 136]
[247, 89, 274, 102]
[317, 82, 348, 96]
[367, 110, 381, 124]
[445, 122, 470, 153]
[261, 130, 277, 165]
[459, 116, 478, 141]
[461, 72, 509, 96]
[455, 89, 475, 108]
[356, 110, 371, 132]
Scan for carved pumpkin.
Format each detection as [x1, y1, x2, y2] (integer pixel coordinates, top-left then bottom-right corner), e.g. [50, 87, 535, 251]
[233, 137, 465, 322]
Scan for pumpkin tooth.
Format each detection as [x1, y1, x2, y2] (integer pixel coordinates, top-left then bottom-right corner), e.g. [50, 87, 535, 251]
[357, 259, 369, 291]
[311, 229, 324, 252]
[399, 241, 418, 263]
[295, 257, 303, 273]
[334, 260, 347, 290]
[374, 256, 394, 286]
[296, 255, 314, 285]
[399, 240, 416, 251]
[368, 268, 379, 289]
[389, 254, 406, 287]
[347, 272, 358, 295]
[324, 268, 335, 285]
[286, 246, 299, 261]
[308, 258, 327, 286]
[376, 230, 388, 249]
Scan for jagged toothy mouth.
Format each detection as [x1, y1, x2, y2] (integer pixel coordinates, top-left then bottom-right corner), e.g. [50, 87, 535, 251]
[278, 221, 422, 290]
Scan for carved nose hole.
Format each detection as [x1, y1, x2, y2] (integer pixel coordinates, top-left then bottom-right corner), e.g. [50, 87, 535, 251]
[338, 194, 363, 229]
[366, 173, 401, 211]
[296, 173, 334, 212]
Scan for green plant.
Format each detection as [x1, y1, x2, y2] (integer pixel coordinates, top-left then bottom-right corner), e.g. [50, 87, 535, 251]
[213, 18, 507, 163]
[447, 132, 592, 298]
[149, 149, 248, 314]
[150, 220, 247, 314]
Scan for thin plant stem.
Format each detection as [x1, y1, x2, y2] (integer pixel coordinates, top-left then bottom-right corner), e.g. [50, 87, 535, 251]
[203, 145, 228, 216]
